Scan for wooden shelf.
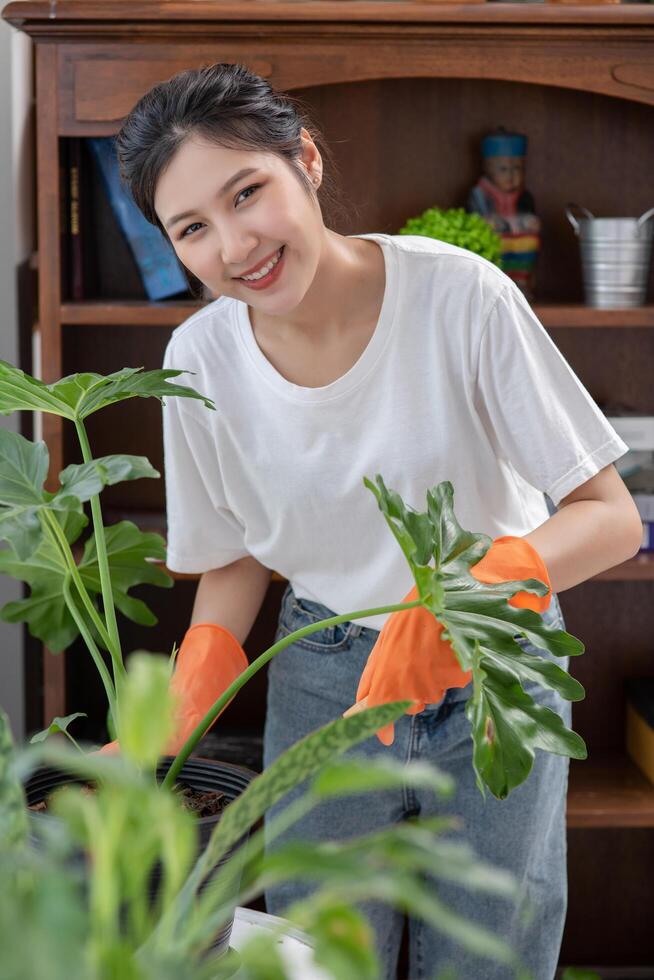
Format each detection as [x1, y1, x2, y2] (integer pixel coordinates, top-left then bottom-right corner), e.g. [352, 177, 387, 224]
[535, 305, 654, 329]
[60, 300, 205, 327]
[59, 301, 654, 330]
[567, 751, 654, 828]
[593, 552, 654, 581]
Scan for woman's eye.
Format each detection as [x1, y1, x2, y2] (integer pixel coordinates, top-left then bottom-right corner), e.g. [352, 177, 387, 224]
[235, 184, 260, 206]
[179, 185, 260, 239]
[180, 221, 203, 239]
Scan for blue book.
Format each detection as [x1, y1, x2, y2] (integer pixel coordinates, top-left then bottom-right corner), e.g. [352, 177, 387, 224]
[87, 137, 188, 301]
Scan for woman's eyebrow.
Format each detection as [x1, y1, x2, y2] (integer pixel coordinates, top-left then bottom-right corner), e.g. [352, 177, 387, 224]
[164, 167, 260, 230]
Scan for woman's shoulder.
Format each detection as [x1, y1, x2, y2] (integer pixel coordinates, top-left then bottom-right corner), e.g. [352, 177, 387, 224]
[380, 233, 512, 320]
[167, 294, 235, 351]
[387, 233, 507, 285]
[163, 294, 241, 373]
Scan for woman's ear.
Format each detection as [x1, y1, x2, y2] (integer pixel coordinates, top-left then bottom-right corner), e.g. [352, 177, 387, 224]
[299, 127, 322, 176]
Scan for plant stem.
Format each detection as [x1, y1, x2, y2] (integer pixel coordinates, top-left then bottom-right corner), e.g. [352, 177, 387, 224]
[61, 575, 118, 729]
[42, 509, 114, 655]
[62, 728, 87, 756]
[162, 598, 423, 789]
[74, 418, 124, 680]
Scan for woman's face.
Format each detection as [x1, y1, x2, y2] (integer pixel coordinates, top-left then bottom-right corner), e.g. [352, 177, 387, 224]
[154, 131, 323, 314]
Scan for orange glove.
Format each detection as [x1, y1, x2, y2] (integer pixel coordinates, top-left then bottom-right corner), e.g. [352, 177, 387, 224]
[346, 536, 551, 745]
[100, 623, 249, 756]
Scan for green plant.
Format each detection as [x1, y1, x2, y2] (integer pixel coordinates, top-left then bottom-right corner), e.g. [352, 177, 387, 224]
[0, 360, 586, 800]
[399, 206, 503, 265]
[1, 662, 536, 980]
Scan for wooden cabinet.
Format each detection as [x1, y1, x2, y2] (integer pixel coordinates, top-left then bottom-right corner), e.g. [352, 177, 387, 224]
[3, 0, 654, 969]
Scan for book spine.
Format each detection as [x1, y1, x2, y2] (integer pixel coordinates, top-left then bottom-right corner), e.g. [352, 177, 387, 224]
[59, 139, 69, 299]
[640, 520, 654, 553]
[69, 138, 84, 300]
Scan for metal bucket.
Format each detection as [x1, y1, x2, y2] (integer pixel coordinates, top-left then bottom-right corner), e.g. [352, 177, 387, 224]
[565, 203, 654, 308]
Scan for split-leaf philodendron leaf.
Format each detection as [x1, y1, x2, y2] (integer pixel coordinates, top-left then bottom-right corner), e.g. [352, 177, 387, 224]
[0, 361, 215, 421]
[364, 475, 587, 800]
[0, 427, 159, 560]
[0, 517, 171, 651]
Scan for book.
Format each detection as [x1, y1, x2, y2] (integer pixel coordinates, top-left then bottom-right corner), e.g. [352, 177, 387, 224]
[86, 137, 188, 301]
[69, 138, 84, 300]
[625, 678, 654, 786]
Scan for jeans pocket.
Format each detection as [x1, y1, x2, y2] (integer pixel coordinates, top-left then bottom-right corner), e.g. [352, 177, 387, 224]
[277, 594, 354, 654]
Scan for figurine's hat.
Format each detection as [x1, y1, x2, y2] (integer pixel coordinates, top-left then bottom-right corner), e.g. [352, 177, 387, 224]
[482, 129, 527, 158]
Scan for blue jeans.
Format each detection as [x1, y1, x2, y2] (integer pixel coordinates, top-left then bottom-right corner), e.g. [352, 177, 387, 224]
[263, 583, 571, 980]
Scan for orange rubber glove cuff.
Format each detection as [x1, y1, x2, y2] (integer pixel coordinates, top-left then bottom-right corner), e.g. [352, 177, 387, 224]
[100, 622, 248, 756]
[469, 535, 552, 612]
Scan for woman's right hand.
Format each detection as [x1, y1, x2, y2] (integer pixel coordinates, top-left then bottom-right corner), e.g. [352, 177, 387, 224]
[98, 623, 249, 755]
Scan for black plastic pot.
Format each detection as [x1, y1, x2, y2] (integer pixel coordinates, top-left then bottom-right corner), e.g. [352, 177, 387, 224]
[24, 755, 259, 958]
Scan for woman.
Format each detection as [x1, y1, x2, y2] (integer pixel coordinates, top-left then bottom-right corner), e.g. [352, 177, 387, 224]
[115, 62, 640, 979]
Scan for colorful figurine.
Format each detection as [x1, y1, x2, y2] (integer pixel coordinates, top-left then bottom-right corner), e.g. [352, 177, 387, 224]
[466, 128, 541, 301]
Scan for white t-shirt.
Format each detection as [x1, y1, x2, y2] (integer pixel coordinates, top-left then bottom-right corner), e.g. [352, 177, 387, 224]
[162, 233, 628, 630]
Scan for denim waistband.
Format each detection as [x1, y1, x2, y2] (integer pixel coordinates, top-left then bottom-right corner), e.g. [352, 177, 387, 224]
[281, 582, 564, 636]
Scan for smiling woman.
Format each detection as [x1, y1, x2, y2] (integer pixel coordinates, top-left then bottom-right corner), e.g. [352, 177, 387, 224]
[115, 63, 351, 307]
[113, 61, 634, 980]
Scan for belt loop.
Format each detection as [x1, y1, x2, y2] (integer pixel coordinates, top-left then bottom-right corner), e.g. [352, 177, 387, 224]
[349, 623, 363, 639]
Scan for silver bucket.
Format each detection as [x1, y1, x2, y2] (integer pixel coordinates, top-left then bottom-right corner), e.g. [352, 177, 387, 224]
[565, 203, 654, 308]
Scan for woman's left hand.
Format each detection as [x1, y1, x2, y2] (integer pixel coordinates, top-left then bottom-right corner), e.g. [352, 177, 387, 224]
[343, 536, 552, 745]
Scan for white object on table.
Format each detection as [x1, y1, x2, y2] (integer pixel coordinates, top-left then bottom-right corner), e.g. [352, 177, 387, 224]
[230, 907, 333, 979]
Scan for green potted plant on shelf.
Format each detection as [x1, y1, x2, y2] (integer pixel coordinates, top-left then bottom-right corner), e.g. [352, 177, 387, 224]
[399, 205, 503, 266]
[0, 358, 589, 975]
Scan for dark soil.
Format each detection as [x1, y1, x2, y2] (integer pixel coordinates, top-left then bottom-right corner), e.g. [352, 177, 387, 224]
[28, 781, 229, 819]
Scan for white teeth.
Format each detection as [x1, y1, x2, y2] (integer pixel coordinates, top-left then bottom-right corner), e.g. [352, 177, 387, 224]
[241, 248, 283, 281]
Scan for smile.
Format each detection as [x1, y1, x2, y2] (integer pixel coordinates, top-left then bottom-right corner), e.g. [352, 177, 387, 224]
[236, 246, 286, 290]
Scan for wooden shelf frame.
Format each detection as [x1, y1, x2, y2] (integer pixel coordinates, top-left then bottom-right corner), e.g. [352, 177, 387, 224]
[6, 20, 654, 960]
[59, 301, 654, 329]
[567, 752, 654, 830]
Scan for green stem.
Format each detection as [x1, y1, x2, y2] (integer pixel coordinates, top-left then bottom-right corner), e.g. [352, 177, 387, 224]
[43, 509, 114, 656]
[74, 419, 124, 680]
[162, 598, 423, 790]
[61, 575, 118, 729]
[62, 728, 86, 756]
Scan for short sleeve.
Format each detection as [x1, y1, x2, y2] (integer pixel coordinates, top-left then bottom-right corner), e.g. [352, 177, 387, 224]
[473, 283, 629, 508]
[162, 391, 249, 574]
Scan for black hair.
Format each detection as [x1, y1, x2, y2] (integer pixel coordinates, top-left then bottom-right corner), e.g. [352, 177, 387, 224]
[115, 62, 352, 255]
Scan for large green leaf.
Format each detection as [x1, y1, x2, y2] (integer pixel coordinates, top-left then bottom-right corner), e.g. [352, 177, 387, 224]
[0, 510, 88, 650]
[0, 517, 172, 651]
[57, 454, 159, 502]
[364, 475, 587, 800]
[0, 430, 83, 560]
[0, 709, 27, 849]
[244, 816, 527, 975]
[0, 426, 160, 561]
[0, 360, 214, 420]
[79, 521, 172, 626]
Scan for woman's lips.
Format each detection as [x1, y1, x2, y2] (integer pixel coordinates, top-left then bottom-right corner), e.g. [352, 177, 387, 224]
[236, 246, 286, 291]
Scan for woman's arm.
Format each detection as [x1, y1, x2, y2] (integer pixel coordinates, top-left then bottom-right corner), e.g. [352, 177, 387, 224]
[190, 555, 273, 645]
[523, 463, 643, 594]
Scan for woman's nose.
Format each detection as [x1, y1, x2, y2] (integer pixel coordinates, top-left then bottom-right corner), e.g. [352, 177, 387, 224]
[219, 227, 259, 271]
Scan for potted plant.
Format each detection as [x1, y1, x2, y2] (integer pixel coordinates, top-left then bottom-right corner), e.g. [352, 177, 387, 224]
[0, 358, 588, 974]
[3, 665, 591, 980]
[399, 205, 503, 265]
